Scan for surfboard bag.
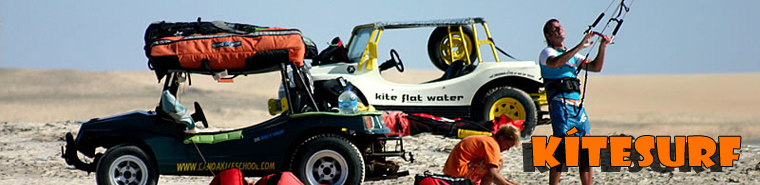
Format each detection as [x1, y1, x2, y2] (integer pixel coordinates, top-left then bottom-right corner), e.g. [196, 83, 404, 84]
[144, 19, 317, 80]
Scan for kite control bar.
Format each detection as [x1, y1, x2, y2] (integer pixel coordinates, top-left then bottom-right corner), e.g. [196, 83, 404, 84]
[584, 0, 632, 38]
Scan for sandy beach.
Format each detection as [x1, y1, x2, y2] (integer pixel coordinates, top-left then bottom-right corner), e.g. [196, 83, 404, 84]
[1, 68, 758, 184]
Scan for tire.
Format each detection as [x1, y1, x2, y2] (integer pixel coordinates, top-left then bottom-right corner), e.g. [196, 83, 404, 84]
[290, 134, 365, 185]
[476, 87, 537, 139]
[427, 26, 479, 71]
[96, 145, 158, 185]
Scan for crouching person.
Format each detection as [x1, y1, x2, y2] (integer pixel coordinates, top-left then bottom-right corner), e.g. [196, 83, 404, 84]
[443, 125, 521, 185]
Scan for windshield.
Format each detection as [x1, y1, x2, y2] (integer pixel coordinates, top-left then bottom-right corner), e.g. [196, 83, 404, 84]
[346, 27, 373, 63]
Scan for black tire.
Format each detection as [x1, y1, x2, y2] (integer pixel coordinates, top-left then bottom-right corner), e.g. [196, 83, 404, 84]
[427, 26, 479, 71]
[96, 145, 158, 185]
[290, 134, 365, 185]
[475, 87, 537, 139]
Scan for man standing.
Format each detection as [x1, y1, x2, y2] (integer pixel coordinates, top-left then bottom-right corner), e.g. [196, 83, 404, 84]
[539, 19, 613, 185]
[443, 125, 521, 185]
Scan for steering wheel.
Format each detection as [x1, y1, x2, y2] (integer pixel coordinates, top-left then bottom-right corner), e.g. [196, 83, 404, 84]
[379, 49, 405, 73]
[390, 49, 404, 72]
[191, 101, 208, 128]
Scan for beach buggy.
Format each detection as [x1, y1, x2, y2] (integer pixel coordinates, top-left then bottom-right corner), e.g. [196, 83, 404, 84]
[310, 17, 548, 138]
[62, 20, 409, 185]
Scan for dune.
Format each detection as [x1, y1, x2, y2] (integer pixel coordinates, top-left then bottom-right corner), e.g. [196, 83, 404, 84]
[1, 68, 758, 184]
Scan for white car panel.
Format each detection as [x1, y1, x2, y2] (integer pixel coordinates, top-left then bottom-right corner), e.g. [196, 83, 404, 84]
[310, 61, 541, 107]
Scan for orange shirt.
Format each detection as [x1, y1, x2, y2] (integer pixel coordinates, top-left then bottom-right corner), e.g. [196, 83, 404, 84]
[443, 135, 502, 177]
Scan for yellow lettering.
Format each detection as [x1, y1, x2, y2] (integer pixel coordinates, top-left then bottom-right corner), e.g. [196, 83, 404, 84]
[174, 161, 277, 172]
[176, 163, 197, 172]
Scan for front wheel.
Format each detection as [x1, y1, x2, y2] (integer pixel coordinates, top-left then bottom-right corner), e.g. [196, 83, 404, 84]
[96, 145, 158, 185]
[476, 87, 537, 139]
[290, 134, 365, 185]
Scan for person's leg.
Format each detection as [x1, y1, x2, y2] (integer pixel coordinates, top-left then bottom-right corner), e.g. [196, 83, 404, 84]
[549, 143, 567, 185]
[481, 173, 494, 185]
[579, 166, 592, 185]
[578, 149, 592, 185]
[465, 159, 487, 184]
[549, 165, 562, 185]
[576, 107, 593, 185]
[548, 100, 570, 185]
[579, 156, 592, 185]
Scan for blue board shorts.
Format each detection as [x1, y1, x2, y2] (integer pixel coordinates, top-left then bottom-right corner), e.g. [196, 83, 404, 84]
[549, 98, 591, 166]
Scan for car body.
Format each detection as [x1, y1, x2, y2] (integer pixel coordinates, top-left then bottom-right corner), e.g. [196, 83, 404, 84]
[310, 17, 548, 138]
[63, 60, 409, 185]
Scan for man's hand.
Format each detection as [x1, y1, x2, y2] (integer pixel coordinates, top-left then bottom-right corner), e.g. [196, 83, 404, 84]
[586, 34, 613, 72]
[579, 32, 596, 49]
[601, 35, 615, 46]
[482, 166, 520, 185]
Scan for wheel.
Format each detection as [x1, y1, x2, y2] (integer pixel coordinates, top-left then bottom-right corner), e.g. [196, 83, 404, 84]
[290, 134, 364, 185]
[476, 87, 537, 139]
[96, 145, 158, 185]
[427, 26, 478, 71]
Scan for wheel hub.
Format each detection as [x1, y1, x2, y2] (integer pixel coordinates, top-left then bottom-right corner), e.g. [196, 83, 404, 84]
[489, 97, 527, 121]
[317, 160, 338, 181]
[439, 32, 473, 65]
[110, 155, 147, 185]
[306, 150, 347, 184]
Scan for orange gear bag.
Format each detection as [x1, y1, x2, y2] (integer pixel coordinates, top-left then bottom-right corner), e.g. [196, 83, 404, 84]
[144, 20, 316, 80]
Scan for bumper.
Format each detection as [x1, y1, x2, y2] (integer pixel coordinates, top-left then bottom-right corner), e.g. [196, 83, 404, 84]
[365, 134, 413, 178]
[367, 135, 413, 162]
[61, 132, 98, 172]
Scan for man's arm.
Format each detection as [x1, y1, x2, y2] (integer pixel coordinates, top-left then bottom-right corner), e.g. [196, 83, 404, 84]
[481, 165, 519, 185]
[544, 32, 595, 68]
[583, 36, 614, 72]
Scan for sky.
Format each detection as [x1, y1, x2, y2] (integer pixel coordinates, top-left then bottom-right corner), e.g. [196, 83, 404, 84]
[1, 0, 758, 75]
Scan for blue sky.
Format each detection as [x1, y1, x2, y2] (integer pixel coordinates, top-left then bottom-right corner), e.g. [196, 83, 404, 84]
[1, 0, 758, 75]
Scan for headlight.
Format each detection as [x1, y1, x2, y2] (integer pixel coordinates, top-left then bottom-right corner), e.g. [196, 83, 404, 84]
[363, 116, 385, 130]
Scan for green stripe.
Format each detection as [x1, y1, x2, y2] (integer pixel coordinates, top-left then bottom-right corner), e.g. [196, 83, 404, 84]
[184, 130, 243, 144]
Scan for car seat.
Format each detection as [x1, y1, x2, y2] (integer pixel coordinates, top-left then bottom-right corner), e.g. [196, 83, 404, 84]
[425, 60, 476, 83]
[159, 90, 195, 130]
[461, 59, 478, 75]
[441, 60, 465, 80]
[284, 64, 320, 113]
[442, 59, 479, 80]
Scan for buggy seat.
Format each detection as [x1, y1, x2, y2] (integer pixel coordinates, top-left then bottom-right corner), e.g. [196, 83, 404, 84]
[281, 63, 320, 114]
[427, 60, 478, 83]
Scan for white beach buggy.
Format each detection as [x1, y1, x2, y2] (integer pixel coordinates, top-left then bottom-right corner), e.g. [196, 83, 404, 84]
[309, 17, 548, 138]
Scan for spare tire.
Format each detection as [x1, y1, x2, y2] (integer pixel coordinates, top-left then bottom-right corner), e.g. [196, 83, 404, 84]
[427, 26, 478, 71]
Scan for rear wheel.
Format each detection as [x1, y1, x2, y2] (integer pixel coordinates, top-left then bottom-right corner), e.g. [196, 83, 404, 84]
[427, 26, 478, 71]
[96, 145, 158, 185]
[290, 134, 365, 185]
[476, 87, 537, 139]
